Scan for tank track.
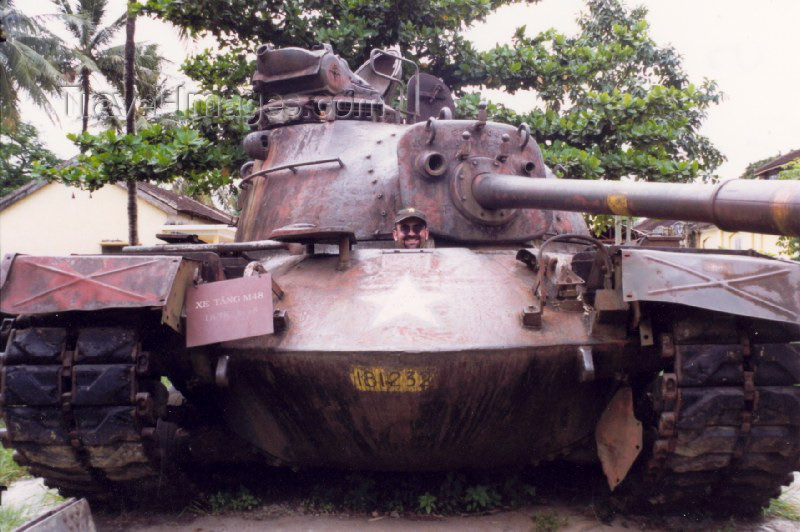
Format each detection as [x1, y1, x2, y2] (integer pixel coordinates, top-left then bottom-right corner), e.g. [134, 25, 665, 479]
[622, 331, 800, 515]
[0, 326, 190, 504]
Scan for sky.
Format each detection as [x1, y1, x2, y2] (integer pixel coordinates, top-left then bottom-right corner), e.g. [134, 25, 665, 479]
[19, 0, 800, 179]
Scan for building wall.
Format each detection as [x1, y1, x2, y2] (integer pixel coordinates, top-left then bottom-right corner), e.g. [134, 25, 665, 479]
[699, 227, 787, 258]
[0, 183, 197, 255]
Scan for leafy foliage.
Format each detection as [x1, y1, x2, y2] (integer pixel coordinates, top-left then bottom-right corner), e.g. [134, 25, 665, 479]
[33, 95, 253, 201]
[739, 152, 784, 179]
[140, 0, 538, 95]
[143, 0, 723, 186]
[207, 486, 261, 513]
[0, 0, 68, 130]
[775, 160, 800, 260]
[54, 0, 167, 132]
[530, 511, 569, 532]
[0, 122, 60, 196]
[301, 470, 536, 515]
[455, 0, 724, 182]
[417, 492, 437, 514]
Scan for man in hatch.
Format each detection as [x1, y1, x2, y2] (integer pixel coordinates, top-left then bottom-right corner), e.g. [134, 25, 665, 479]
[392, 207, 430, 249]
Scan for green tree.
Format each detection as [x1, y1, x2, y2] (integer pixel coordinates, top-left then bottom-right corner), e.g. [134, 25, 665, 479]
[141, 0, 537, 96]
[33, 124, 225, 197]
[739, 152, 783, 179]
[143, 0, 723, 186]
[775, 160, 800, 260]
[0, 122, 60, 196]
[0, 0, 67, 130]
[33, 96, 252, 216]
[456, 0, 724, 182]
[54, 0, 165, 133]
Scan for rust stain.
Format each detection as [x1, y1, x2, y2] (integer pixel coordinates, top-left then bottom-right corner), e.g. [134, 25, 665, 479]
[771, 187, 794, 236]
[595, 386, 642, 490]
[607, 194, 630, 216]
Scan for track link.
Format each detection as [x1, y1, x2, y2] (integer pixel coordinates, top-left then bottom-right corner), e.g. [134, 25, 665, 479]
[622, 329, 800, 515]
[0, 326, 190, 504]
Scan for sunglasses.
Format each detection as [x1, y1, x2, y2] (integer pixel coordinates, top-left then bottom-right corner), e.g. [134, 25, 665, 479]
[398, 223, 425, 235]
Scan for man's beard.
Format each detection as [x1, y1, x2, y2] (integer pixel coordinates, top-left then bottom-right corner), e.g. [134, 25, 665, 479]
[403, 236, 421, 248]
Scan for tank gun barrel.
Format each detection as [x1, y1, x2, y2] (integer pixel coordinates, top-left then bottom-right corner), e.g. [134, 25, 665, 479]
[472, 175, 800, 237]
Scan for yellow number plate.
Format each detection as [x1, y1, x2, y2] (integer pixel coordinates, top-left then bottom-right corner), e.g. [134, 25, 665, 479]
[350, 366, 435, 393]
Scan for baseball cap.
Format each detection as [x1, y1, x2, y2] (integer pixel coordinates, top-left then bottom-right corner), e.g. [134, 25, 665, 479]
[394, 207, 427, 225]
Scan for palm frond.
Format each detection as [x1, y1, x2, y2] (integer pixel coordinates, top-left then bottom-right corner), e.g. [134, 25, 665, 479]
[0, 5, 65, 128]
[51, 0, 87, 41]
[92, 91, 123, 131]
[81, 0, 108, 28]
[69, 49, 102, 75]
[89, 11, 125, 50]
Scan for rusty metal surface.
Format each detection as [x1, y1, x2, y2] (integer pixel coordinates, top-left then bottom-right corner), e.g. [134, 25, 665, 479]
[595, 386, 642, 490]
[235, 121, 406, 243]
[212, 248, 632, 468]
[396, 120, 588, 242]
[471, 174, 800, 237]
[235, 119, 589, 247]
[621, 249, 800, 324]
[222, 346, 617, 469]
[1, 253, 16, 290]
[232, 248, 595, 352]
[406, 72, 455, 122]
[0, 255, 185, 315]
[17, 498, 96, 532]
[161, 259, 200, 333]
[122, 240, 286, 254]
[185, 275, 274, 347]
[253, 45, 374, 98]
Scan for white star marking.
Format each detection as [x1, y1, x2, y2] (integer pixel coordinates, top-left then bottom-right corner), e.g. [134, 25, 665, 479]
[360, 274, 444, 328]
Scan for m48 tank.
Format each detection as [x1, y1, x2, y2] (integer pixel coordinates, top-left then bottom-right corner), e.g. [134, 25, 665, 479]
[2, 44, 800, 514]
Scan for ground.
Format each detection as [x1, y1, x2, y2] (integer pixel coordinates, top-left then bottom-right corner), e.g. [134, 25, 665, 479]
[2, 472, 798, 531]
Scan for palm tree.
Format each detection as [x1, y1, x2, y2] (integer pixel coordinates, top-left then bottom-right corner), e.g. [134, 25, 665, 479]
[124, 0, 137, 245]
[0, 0, 67, 130]
[94, 43, 172, 131]
[54, 0, 164, 133]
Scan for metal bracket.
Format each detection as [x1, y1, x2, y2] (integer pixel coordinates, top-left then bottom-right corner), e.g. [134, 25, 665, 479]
[522, 299, 543, 329]
[239, 158, 345, 187]
[215, 355, 230, 388]
[639, 318, 654, 347]
[577, 346, 595, 382]
[273, 310, 289, 332]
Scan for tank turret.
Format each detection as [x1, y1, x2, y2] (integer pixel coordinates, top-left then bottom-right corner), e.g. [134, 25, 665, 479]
[238, 46, 800, 244]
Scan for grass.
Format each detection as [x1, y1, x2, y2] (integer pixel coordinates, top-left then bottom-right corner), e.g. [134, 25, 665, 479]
[187, 486, 262, 515]
[530, 511, 568, 532]
[764, 497, 800, 521]
[0, 420, 29, 486]
[0, 503, 29, 531]
[0, 490, 66, 531]
[299, 470, 537, 516]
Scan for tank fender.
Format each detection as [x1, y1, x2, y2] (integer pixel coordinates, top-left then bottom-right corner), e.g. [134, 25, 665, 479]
[0, 253, 17, 292]
[595, 386, 643, 491]
[621, 249, 800, 325]
[0, 255, 199, 332]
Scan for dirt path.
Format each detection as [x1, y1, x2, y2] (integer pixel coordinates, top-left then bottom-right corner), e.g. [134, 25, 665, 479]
[5, 473, 799, 531]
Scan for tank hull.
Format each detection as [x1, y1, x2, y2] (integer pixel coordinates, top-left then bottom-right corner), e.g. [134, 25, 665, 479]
[213, 248, 631, 468]
[221, 347, 617, 469]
